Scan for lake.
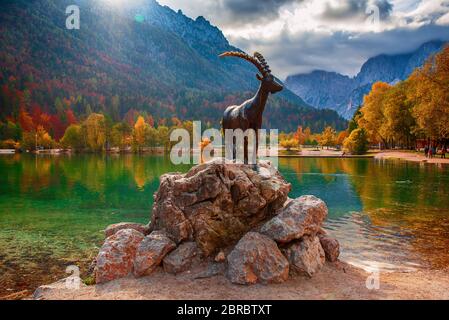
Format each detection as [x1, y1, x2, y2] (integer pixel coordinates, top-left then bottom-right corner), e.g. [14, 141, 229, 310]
[1, 154, 449, 296]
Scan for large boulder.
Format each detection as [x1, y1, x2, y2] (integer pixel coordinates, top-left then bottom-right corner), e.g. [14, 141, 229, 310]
[104, 222, 150, 238]
[318, 234, 340, 262]
[260, 195, 328, 244]
[150, 159, 291, 256]
[95, 229, 144, 283]
[133, 231, 176, 277]
[163, 242, 200, 274]
[89, 160, 338, 286]
[282, 236, 325, 277]
[226, 232, 289, 285]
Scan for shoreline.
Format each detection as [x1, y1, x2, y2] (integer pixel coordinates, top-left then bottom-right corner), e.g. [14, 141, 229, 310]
[29, 262, 449, 300]
[375, 151, 449, 165]
[278, 154, 375, 158]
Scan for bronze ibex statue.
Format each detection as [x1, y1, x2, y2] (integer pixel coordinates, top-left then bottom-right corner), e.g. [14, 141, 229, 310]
[220, 51, 283, 164]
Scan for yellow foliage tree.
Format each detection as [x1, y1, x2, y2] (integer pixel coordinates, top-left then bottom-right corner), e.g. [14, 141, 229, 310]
[356, 46, 449, 148]
[83, 113, 106, 152]
[280, 138, 299, 151]
[36, 126, 54, 149]
[336, 131, 349, 146]
[294, 126, 307, 145]
[408, 45, 449, 140]
[358, 82, 391, 147]
[318, 126, 337, 149]
[61, 124, 84, 150]
[382, 82, 415, 148]
[133, 116, 147, 152]
[304, 127, 312, 143]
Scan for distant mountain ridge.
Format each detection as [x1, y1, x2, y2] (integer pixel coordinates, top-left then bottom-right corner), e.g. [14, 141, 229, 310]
[285, 40, 447, 119]
[0, 0, 347, 134]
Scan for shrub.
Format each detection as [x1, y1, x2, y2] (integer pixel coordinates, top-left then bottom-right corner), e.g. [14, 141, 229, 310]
[280, 138, 299, 151]
[343, 128, 369, 155]
[0, 139, 20, 149]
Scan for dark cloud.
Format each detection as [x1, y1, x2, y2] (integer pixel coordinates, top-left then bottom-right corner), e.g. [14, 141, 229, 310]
[321, 0, 393, 21]
[222, 0, 301, 20]
[230, 23, 449, 78]
[202, 0, 305, 27]
[160, 0, 449, 78]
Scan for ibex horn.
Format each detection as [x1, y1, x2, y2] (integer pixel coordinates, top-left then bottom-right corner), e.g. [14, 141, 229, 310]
[219, 51, 269, 77]
[254, 52, 271, 74]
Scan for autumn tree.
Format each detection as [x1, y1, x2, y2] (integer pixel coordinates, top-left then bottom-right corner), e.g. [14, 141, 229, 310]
[147, 114, 155, 127]
[82, 113, 106, 152]
[344, 128, 369, 155]
[358, 82, 391, 147]
[19, 108, 34, 132]
[157, 125, 170, 150]
[145, 126, 159, 147]
[133, 116, 148, 152]
[382, 82, 416, 148]
[318, 126, 337, 149]
[336, 131, 349, 146]
[0, 121, 21, 141]
[294, 126, 307, 145]
[21, 131, 37, 151]
[280, 138, 299, 151]
[303, 127, 312, 142]
[35, 125, 53, 149]
[354, 46, 449, 148]
[408, 45, 449, 141]
[61, 124, 84, 151]
[111, 122, 132, 150]
[171, 116, 182, 127]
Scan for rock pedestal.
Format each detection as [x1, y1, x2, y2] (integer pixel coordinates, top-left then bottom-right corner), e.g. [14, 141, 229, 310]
[149, 159, 291, 256]
[93, 159, 340, 285]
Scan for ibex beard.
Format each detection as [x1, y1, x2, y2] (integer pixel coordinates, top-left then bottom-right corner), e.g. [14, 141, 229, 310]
[170, 121, 279, 167]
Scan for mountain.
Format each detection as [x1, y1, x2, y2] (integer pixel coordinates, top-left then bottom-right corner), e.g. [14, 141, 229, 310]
[0, 0, 347, 137]
[285, 71, 355, 115]
[285, 40, 447, 119]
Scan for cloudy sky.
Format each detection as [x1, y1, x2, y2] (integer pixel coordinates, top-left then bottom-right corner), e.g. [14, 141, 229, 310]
[158, 0, 449, 79]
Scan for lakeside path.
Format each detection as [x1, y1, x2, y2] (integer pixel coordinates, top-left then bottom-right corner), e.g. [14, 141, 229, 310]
[30, 262, 449, 300]
[375, 151, 449, 165]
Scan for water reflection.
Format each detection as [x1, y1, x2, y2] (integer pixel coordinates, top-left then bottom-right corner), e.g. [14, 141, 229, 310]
[279, 157, 449, 271]
[0, 155, 449, 296]
[0, 154, 191, 296]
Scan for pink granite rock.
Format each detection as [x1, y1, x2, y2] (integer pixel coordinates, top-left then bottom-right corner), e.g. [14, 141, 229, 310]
[260, 195, 328, 243]
[318, 235, 340, 262]
[282, 236, 325, 277]
[104, 222, 150, 238]
[134, 231, 177, 277]
[226, 232, 289, 285]
[95, 229, 144, 283]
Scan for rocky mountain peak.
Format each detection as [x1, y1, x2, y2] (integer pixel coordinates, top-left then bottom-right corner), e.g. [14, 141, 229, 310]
[286, 40, 447, 119]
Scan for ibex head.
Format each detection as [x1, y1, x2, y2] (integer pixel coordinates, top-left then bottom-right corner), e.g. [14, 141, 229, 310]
[219, 51, 283, 94]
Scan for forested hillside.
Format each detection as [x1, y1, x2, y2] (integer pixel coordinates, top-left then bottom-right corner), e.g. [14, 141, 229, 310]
[0, 0, 346, 146]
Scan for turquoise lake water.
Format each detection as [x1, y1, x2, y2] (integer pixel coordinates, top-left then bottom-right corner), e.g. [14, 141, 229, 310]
[1, 154, 449, 296]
